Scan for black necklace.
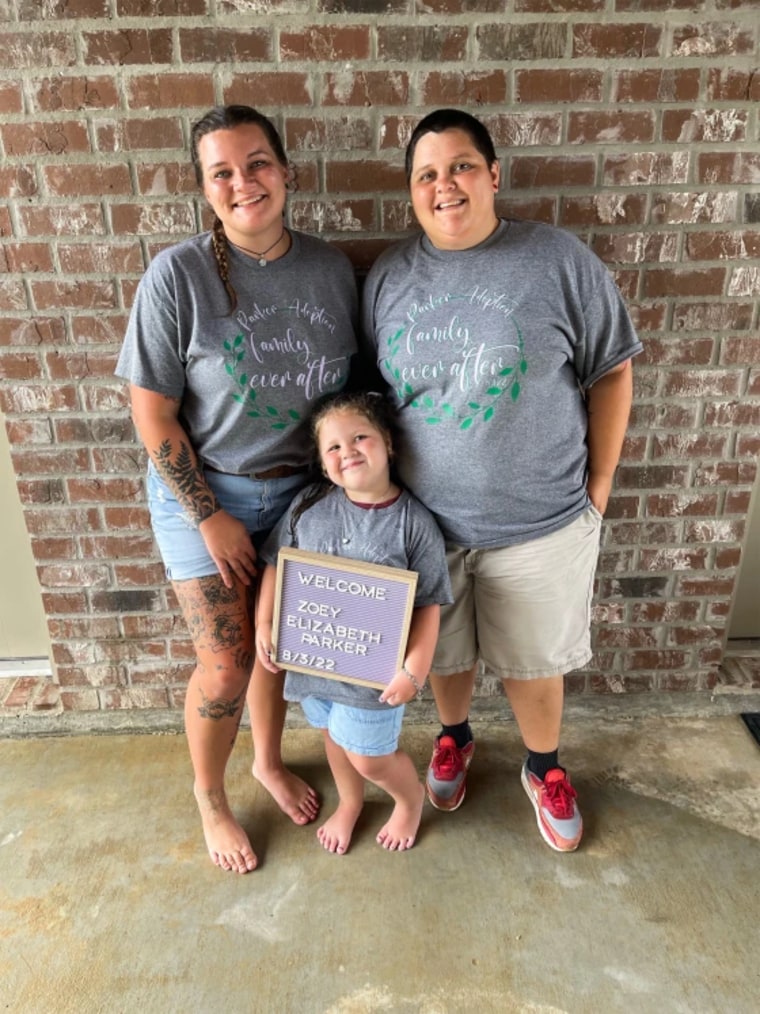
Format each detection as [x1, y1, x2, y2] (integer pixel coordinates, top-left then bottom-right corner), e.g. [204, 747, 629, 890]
[232, 227, 288, 266]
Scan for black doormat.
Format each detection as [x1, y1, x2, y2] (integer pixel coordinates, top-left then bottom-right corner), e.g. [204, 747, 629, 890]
[740, 713, 760, 747]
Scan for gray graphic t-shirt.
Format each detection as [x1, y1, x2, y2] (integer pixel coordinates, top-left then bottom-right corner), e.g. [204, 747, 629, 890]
[260, 485, 452, 709]
[362, 219, 642, 548]
[116, 230, 358, 474]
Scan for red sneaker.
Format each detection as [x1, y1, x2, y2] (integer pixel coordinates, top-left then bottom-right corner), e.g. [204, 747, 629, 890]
[425, 735, 475, 811]
[520, 763, 583, 852]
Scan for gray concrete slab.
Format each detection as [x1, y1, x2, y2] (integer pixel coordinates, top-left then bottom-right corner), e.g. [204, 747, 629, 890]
[1, 714, 758, 1014]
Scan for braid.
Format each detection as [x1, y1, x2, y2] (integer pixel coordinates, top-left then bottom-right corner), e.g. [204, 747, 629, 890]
[211, 217, 237, 314]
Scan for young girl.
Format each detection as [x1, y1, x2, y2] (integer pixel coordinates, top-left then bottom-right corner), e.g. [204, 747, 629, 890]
[255, 392, 452, 854]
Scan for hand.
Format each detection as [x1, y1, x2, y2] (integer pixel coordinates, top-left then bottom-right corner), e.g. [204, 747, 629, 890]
[379, 669, 420, 707]
[198, 509, 258, 588]
[255, 623, 281, 674]
[586, 474, 612, 516]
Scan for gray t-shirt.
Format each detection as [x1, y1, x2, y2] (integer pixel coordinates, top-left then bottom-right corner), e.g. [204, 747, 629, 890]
[362, 219, 643, 548]
[260, 485, 453, 709]
[116, 230, 358, 474]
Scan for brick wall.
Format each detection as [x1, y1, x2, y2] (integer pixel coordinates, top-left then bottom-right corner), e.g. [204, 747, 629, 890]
[1, 2, 758, 722]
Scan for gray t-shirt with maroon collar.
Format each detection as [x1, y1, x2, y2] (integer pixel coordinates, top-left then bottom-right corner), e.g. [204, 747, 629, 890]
[116, 230, 358, 475]
[362, 219, 643, 548]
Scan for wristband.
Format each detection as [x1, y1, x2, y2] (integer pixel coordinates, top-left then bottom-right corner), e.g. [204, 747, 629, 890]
[402, 664, 424, 700]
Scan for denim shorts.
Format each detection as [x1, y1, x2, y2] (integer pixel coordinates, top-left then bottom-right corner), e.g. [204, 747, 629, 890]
[146, 461, 307, 582]
[433, 506, 603, 680]
[300, 697, 405, 757]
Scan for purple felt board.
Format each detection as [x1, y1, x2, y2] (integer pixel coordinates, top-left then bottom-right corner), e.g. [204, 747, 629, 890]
[272, 548, 418, 690]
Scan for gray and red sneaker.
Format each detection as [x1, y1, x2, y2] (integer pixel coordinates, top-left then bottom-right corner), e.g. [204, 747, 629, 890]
[425, 735, 475, 811]
[520, 762, 583, 852]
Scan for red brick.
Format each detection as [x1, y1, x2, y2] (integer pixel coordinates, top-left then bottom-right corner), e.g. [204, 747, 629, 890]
[32, 536, 78, 560]
[2, 243, 55, 274]
[719, 338, 760, 365]
[5, 419, 53, 445]
[25, 507, 101, 535]
[12, 448, 89, 475]
[326, 160, 406, 193]
[286, 117, 372, 152]
[378, 25, 468, 61]
[0, 81, 23, 113]
[0, 32, 76, 69]
[136, 162, 197, 196]
[289, 199, 375, 233]
[630, 601, 700, 623]
[42, 163, 132, 198]
[0, 351, 44, 381]
[179, 27, 270, 62]
[0, 280, 28, 312]
[706, 67, 760, 102]
[38, 563, 111, 589]
[322, 70, 409, 107]
[110, 203, 195, 235]
[101, 689, 170, 709]
[662, 369, 742, 398]
[697, 153, 760, 185]
[95, 117, 184, 153]
[118, 0, 208, 13]
[103, 506, 152, 530]
[127, 73, 215, 110]
[568, 111, 655, 145]
[612, 68, 700, 103]
[0, 166, 37, 199]
[646, 493, 719, 517]
[670, 23, 755, 57]
[686, 230, 760, 261]
[477, 22, 566, 60]
[114, 563, 166, 587]
[560, 194, 647, 227]
[420, 71, 509, 107]
[18, 204, 106, 238]
[224, 73, 311, 107]
[662, 108, 747, 144]
[592, 231, 678, 265]
[510, 156, 596, 189]
[83, 29, 173, 66]
[1, 121, 91, 157]
[31, 281, 117, 311]
[643, 268, 726, 298]
[604, 152, 690, 186]
[573, 22, 661, 58]
[41, 592, 88, 614]
[497, 196, 557, 225]
[31, 75, 120, 112]
[60, 690, 101, 711]
[673, 301, 753, 331]
[487, 112, 561, 148]
[1, 385, 77, 414]
[515, 69, 603, 103]
[281, 26, 370, 61]
[66, 477, 143, 504]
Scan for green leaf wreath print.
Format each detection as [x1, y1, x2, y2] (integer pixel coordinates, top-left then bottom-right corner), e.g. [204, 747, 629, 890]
[224, 333, 301, 431]
[384, 323, 527, 429]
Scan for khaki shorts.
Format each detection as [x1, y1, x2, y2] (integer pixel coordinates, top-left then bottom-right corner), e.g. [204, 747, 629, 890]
[433, 507, 602, 680]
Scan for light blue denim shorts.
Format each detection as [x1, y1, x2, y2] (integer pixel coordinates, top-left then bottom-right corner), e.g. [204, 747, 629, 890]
[146, 461, 307, 582]
[300, 697, 405, 757]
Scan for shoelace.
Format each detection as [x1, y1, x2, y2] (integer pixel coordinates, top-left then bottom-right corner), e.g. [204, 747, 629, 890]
[543, 776, 577, 819]
[433, 744, 463, 777]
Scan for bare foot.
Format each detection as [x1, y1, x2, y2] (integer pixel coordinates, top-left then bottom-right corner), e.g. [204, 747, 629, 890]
[252, 762, 320, 825]
[194, 785, 257, 874]
[376, 783, 426, 852]
[316, 800, 363, 855]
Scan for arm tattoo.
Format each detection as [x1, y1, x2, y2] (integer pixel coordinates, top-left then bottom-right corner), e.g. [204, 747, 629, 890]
[154, 438, 220, 524]
[197, 686, 246, 721]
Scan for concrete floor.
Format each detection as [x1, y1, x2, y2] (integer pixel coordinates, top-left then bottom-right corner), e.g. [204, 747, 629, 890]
[1, 704, 759, 1014]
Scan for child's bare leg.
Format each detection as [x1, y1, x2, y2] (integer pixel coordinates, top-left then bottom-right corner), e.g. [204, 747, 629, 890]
[248, 658, 319, 825]
[318, 731, 365, 855]
[350, 749, 426, 852]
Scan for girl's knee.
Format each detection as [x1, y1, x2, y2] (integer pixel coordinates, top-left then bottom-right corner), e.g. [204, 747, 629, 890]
[349, 751, 395, 780]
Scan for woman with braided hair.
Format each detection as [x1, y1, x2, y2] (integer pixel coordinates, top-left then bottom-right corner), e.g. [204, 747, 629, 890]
[116, 105, 358, 873]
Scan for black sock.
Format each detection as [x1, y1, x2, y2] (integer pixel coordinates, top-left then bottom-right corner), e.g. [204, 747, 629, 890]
[527, 749, 559, 781]
[440, 720, 473, 749]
